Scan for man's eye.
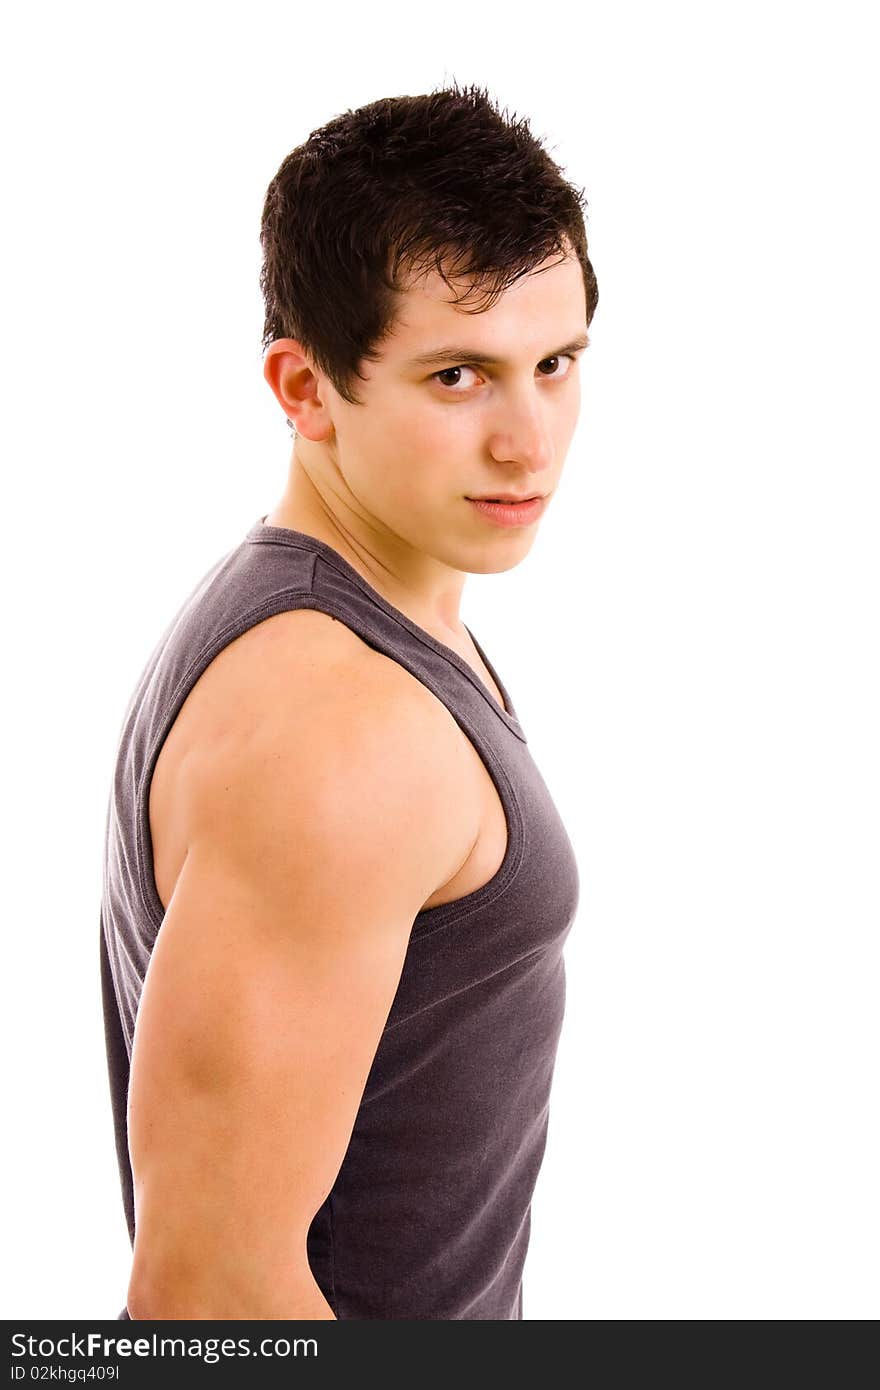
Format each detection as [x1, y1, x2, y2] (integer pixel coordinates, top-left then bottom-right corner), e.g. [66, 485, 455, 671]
[433, 365, 480, 390]
[537, 355, 575, 378]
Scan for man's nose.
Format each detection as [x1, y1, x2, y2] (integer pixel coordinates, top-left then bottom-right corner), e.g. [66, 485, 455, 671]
[487, 392, 553, 472]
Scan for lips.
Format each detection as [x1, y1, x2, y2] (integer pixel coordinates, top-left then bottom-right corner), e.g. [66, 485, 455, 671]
[467, 495, 546, 527]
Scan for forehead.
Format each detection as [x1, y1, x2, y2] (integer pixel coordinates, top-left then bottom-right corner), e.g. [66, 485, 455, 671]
[378, 250, 588, 363]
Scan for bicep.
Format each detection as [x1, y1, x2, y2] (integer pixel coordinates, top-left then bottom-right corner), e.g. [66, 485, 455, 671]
[128, 838, 409, 1263]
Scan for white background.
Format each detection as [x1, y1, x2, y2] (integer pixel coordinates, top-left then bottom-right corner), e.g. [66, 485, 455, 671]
[2, 1, 877, 1320]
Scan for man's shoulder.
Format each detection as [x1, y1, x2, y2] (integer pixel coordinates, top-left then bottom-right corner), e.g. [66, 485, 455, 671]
[214, 603, 460, 742]
[174, 604, 481, 914]
[182, 604, 476, 838]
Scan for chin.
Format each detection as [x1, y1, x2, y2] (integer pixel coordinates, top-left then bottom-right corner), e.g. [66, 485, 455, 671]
[462, 538, 538, 575]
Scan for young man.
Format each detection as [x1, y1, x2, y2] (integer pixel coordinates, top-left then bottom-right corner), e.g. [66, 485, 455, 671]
[100, 82, 598, 1321]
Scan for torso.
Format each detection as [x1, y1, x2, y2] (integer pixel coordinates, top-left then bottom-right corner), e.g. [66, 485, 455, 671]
[149, 609, 509, 917]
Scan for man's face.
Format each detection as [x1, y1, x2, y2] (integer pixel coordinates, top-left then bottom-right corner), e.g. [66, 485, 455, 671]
[321, 248, 589, 575]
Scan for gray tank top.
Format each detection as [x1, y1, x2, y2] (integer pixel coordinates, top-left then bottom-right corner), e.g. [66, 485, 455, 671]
[100, 517, 580, 1321]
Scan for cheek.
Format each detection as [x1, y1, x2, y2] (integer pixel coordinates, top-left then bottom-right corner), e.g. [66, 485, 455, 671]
[556, 380, 582, 442]
[380, 398, 471, 482]
[417, 399, 486, 462]
[346, 401, 446, 509]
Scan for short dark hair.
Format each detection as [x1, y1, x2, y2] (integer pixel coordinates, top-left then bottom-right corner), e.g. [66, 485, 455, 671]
[259, 81, 599, 412]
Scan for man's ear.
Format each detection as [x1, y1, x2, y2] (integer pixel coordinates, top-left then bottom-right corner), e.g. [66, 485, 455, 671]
[262, 339, 335, 441]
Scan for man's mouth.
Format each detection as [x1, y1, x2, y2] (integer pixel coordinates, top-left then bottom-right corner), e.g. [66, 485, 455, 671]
[466, 493, 545, 502]
[465, 495, 547, 527]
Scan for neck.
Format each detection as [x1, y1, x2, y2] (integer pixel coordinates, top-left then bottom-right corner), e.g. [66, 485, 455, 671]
[264, 443, 469, 645]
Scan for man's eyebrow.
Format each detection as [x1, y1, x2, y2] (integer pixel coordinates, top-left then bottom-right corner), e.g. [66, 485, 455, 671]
[405, 333, 590, 369]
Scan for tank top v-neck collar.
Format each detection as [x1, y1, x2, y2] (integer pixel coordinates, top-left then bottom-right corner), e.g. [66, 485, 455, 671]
[245, 516, 527, 741]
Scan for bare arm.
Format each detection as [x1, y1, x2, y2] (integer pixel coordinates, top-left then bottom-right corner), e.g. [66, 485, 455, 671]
[126, 646, 479, 1319]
